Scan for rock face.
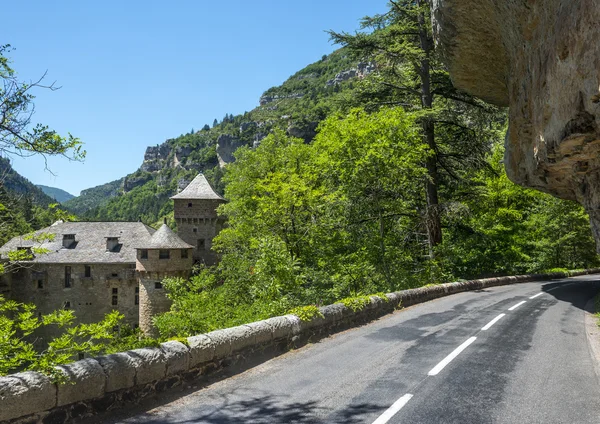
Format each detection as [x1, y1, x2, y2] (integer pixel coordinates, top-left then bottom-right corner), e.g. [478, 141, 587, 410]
[431, 0, 600, 247]
[326, 62, 376, 86]
[216, 134, 246, 167]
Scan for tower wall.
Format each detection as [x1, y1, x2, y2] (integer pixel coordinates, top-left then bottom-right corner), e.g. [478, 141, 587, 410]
[174, 199, 225, 264]
[136, 249, 193, 336]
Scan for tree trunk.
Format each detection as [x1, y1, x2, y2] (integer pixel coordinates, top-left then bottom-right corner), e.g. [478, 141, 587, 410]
[417, 0, 442, 254]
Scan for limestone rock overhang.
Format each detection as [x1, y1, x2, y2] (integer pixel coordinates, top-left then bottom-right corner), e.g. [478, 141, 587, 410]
[431, 0, 600, 247]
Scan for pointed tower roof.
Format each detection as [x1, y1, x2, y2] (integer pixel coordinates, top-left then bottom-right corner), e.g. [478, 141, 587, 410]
[138, 224, 193, 249]
[171, 174, 225, 200]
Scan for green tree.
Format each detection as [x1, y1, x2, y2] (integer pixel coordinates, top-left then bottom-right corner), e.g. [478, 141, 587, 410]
[329, 1, 502, 255]
[0, 44, 84, 161]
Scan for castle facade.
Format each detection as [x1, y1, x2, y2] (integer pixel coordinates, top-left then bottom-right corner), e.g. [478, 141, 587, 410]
[0, 174, 225, 337]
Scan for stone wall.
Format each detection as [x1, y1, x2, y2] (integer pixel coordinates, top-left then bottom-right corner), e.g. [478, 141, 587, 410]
[9, 263, 140, 337]
[174, 198, 225, 265]
[2, 269, 598, 423]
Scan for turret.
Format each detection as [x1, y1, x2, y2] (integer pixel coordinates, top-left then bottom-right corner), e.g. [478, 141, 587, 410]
[171, 174, 226, 265]
[136, 223, 193, 336]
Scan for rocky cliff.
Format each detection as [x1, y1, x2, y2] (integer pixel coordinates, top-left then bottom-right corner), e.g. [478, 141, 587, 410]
[431, 0, 600, 247]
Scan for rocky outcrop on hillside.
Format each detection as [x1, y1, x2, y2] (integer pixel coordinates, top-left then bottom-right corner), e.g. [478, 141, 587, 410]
[216, 134, 246, 167]
[326, 62, 376, 86]
[259, 93, 304, 106]
[431, 0, 600, 248]
[287, 121, 319, 143]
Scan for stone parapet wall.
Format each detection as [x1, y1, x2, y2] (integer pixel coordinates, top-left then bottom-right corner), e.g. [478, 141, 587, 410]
[2, 269, 598, 423]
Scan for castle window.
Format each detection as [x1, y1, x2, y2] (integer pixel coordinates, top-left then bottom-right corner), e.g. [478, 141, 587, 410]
[188, 202, 193, 208]
[106, 237, 120, 252]
[140, 249, 148, 259]
[64, 301, 71, 310]
[84, 265, 91, 278]
[111, 272, 118, 278]
[197, 239, 205, 250]
[37, 280, 43, 289]
[155, 282, 163, 289]
[135, 287, 139, 305]
[112, 295, 118, 306]
[62, 234, 76, 249]
[112, 288, 118, 294]
[64, 266, 72, 288]
[181, 249, 189, 259]
[159, 249, 170, 259]
[78, 353, 85, 360]
[193, 228, 197, 233]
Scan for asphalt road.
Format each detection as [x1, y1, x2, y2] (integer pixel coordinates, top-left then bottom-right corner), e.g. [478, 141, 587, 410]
[99, 275, 600, 424]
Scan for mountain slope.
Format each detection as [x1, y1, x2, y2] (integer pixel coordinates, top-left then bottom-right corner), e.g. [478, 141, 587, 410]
[0, 158, 55, 206]
[63, 178, 123, 216]
[68, 48, 370, 224]
[36, 185, 75, 203]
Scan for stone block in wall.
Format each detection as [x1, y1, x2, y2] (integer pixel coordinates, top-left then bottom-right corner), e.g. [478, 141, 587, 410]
[224, 325, 256, 354]
[244, 320, 273, 345]
[187, 334, 215, 368]
[161, 341, 190, 376]
[206, 329, 233, 359]
[127, 347, 167, 385]
[263, 316, 294, 341]
[0, 371, 56, 422]
[319, 304, 346, 325]
[97, 352, 140, 393]
[283, 314, 302, 336]
[385, 293, 402, 308]
[55, 359, 106, 407]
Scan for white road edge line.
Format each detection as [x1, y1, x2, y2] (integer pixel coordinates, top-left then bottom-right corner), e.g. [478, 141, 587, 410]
[482, 313, 505, 331]
[371, 394, 413, 424]
[529, 293, 543, 299]
[508, 300, 527, 311]
[428, 337, 477, 376]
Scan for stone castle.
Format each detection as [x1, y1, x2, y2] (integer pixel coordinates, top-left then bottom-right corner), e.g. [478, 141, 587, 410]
[0, 174, 225, 336]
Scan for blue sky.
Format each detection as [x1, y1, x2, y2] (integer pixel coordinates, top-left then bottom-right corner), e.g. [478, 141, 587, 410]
[3, 1, 389, 195]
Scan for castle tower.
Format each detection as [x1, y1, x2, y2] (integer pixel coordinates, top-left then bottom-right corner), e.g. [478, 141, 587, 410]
[171, 174, 226, 265]
[136, 223, 193, 336]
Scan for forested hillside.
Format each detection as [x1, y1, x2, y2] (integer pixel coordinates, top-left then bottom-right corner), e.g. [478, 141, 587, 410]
[152, 1, 600, 337]
[66, 48, 366, 223]
[36, 185, 74, 203]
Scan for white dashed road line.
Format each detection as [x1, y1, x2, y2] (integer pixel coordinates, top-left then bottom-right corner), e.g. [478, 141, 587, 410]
[374, 286, 551, 422]
[371, 394, 414, 424]
[482, 313, 505, 331]
[428, 337, 477, 376]
[508, 300, 527, 311]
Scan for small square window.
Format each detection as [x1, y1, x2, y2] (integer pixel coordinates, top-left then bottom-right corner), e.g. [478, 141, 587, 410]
[188, 202, 193, 208]
[155, 282, 163, 289]
[78, 353, 85, 360]
[37, 280, 43, 289]
[193, 228, 197, 233]
[112, 288, 118, 294]
[140, 249, 148, 259]
[111, 272, 118, 277]
[159, 249, 170, 259]
[181, 249, 189, 259]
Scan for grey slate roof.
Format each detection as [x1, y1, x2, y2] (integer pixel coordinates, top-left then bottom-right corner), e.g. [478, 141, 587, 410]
[0, 221, 156, 264]
[138, 224, 193, 249]
[170, 174, 225, 200]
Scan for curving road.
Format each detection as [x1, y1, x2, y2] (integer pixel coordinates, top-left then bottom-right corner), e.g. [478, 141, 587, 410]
[98, 275, 600, 424]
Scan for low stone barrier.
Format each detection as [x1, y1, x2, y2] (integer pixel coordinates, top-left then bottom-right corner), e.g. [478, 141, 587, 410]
[2, 268, 598, 423]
